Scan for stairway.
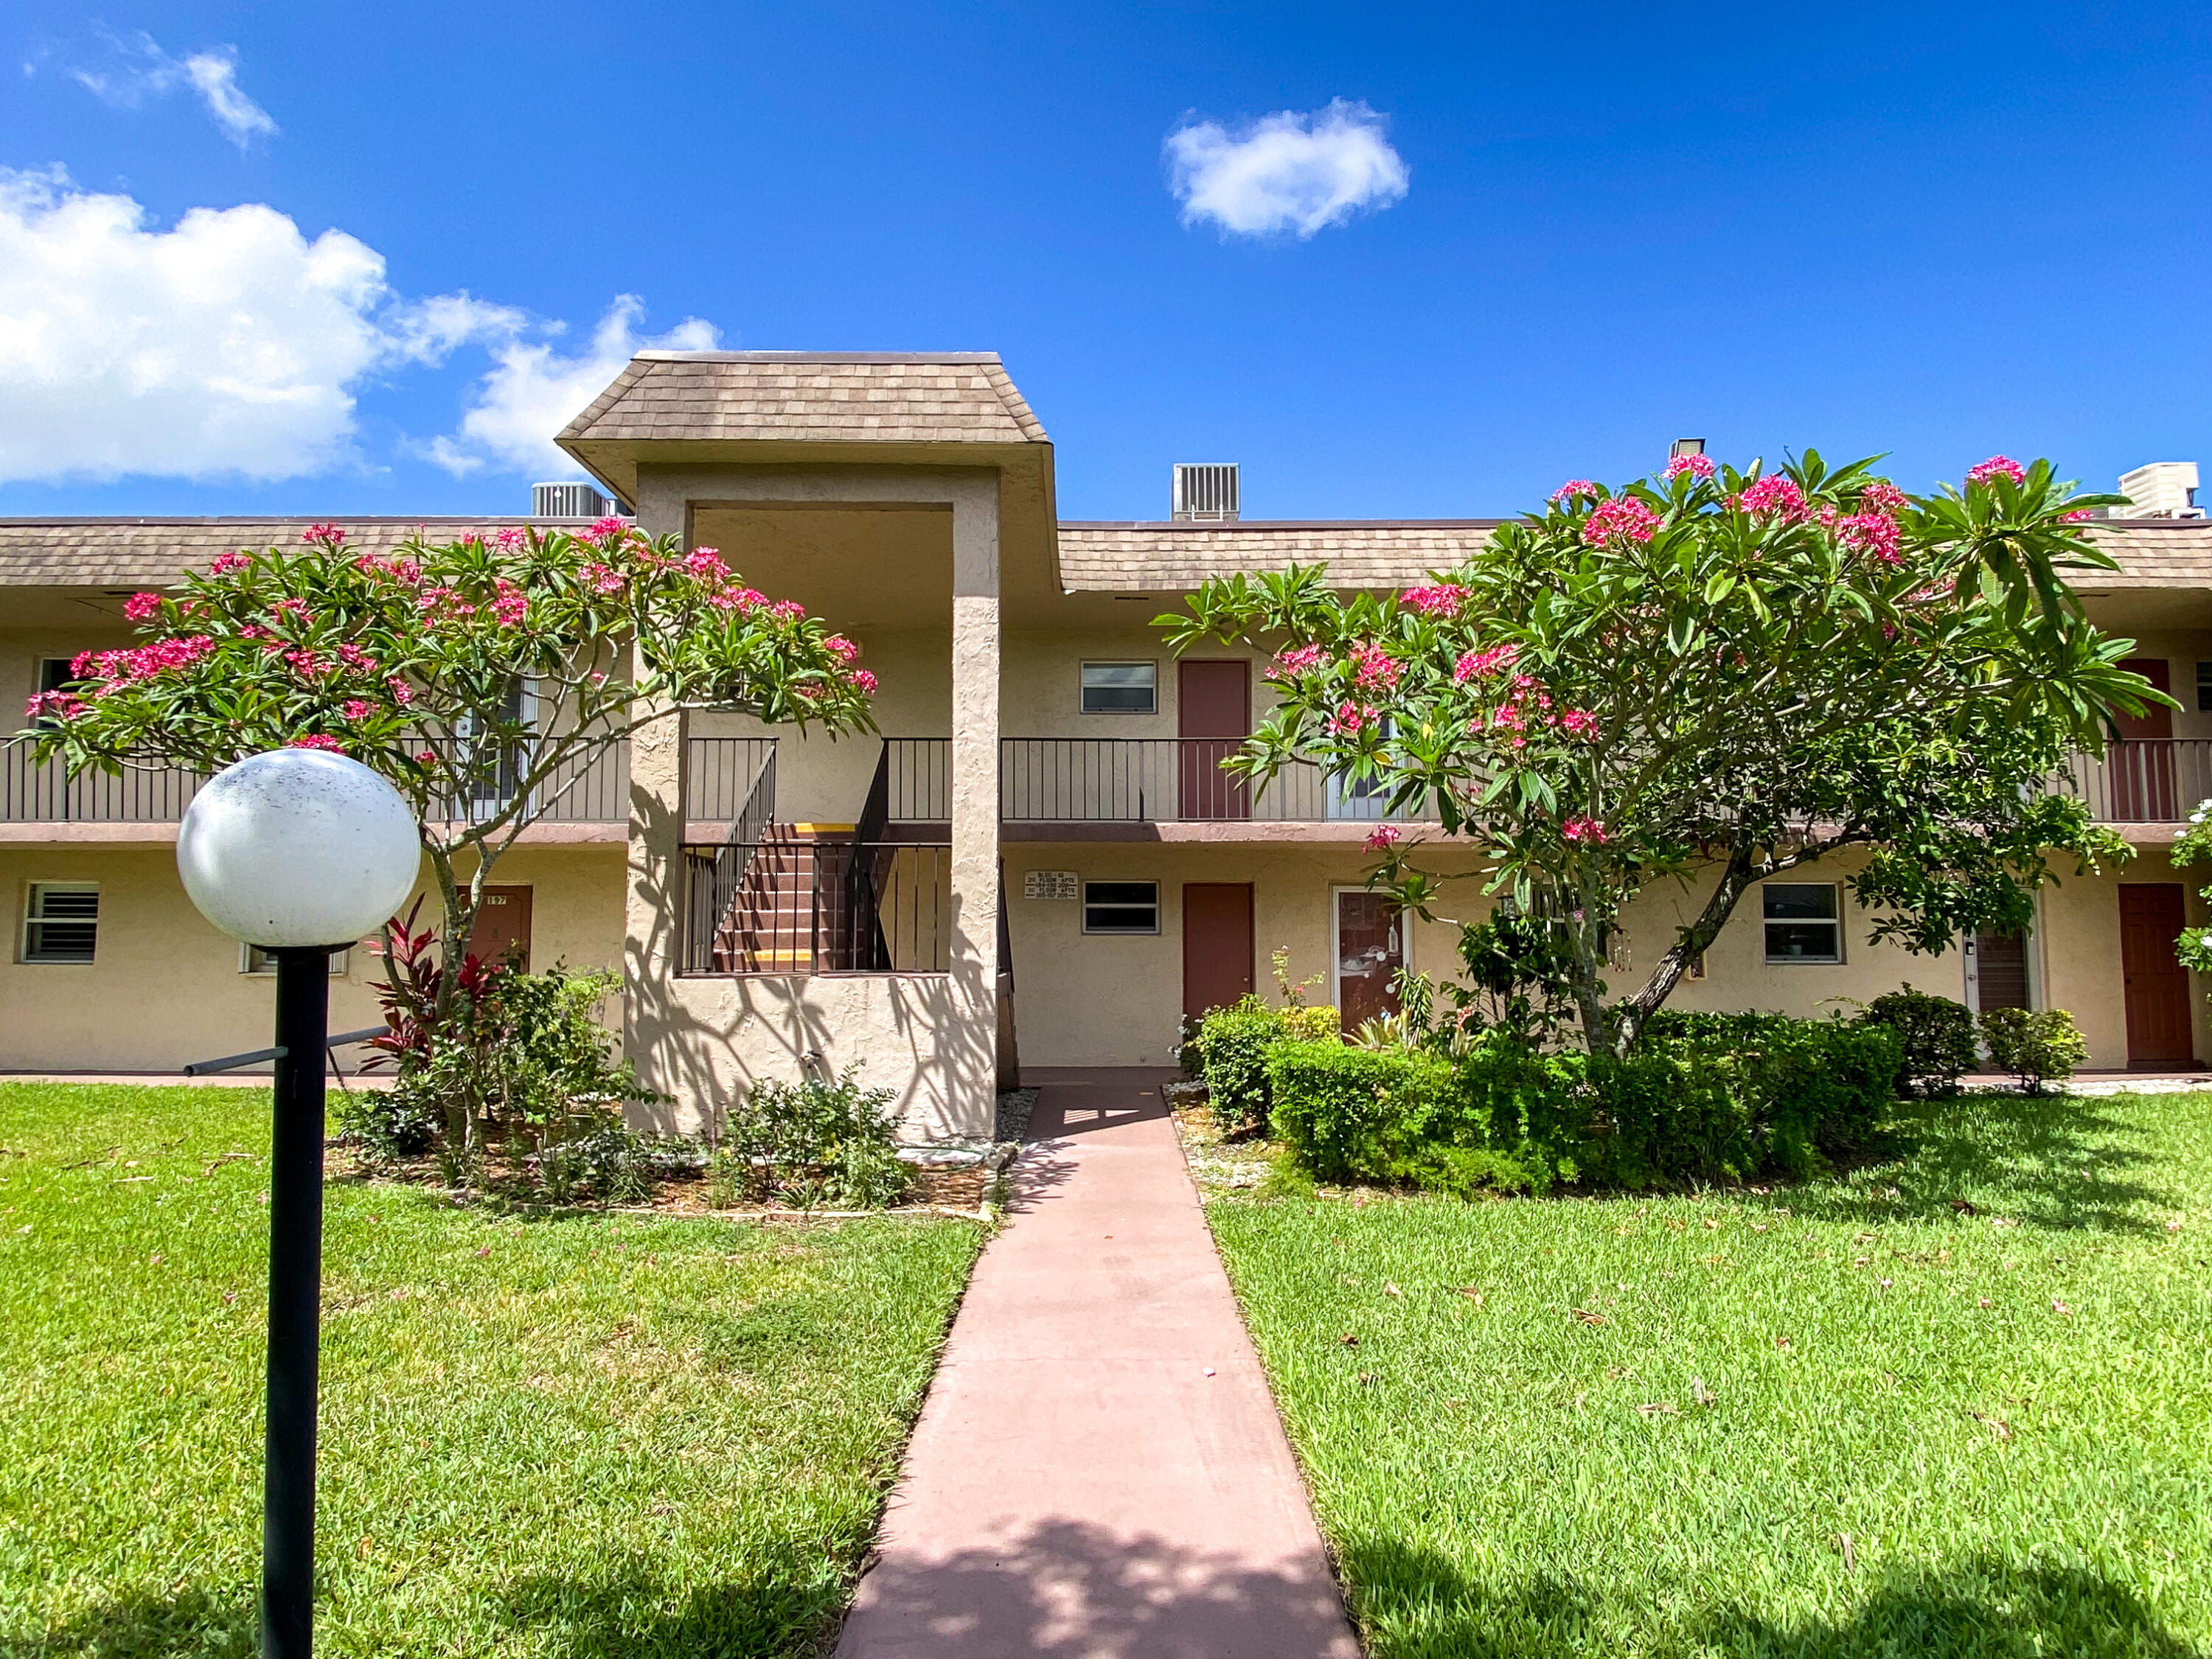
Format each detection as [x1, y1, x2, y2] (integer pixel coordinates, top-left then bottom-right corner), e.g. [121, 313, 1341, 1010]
[709, 825, 880, 973]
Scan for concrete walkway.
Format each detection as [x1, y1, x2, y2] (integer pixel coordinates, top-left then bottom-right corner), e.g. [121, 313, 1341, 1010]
[835, 1068, 1360, 1659]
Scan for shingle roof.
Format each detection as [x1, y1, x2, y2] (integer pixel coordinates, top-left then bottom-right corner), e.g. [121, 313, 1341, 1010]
[1057, 521, 1505, 591]
[2087, 521, 2212, 588]
[1057, 518, 2212, 594]
[557, 352, 1049, 448]
[0, 518, 560, 589]
[4, 512, 2209, 596]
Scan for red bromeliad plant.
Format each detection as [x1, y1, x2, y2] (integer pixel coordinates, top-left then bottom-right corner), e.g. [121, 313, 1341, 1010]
[25, 518, 877, 1032]
[1161, 453, 2161, 1055]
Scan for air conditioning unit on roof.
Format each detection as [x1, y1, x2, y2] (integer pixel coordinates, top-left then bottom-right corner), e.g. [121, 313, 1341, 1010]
[1172, 463, 1239, 522]
[2115, 462, 2202, 520]
[532, 481, 611, 519]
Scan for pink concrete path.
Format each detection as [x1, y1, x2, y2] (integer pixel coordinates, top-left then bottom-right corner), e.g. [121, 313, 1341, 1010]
[834, 1068, 1361, 1659]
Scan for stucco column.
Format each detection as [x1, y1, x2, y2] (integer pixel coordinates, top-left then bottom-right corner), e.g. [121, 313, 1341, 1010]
[622, 692, 691, 1131]
[947, 477, 1001, 1138]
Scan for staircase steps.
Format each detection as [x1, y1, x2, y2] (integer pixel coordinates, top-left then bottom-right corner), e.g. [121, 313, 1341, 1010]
[709, 824, 888, 973]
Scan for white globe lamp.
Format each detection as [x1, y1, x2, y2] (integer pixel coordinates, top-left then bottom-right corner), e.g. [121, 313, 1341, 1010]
[179, 748, 421, 947]
[176, 746, 420, 1659]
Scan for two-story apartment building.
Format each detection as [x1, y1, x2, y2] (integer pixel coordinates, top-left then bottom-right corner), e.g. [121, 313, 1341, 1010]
[4, 352, 2211, 1139]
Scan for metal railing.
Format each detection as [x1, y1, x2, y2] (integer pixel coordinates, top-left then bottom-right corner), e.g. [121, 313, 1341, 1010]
[680, 839, 950, 975]
[424, 736, 627, 824]
[2064, 740, 2212, 823]
[1, 734, 627, 826]
[1, 740, 204, 821]
[997, 737, 1435, 824]
[682, 742, 779, 973]
[885, 738, 950, 821]
[682, 737, 780, 824]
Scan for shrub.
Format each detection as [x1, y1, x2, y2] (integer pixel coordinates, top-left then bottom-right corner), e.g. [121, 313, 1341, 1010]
[1979, 1006, 2088, 1094]
[713, 1065, 910, 1209]
[1268, 1015, 1899, 1197]
[1264, 1040, 1455, 1185]
[336, 1088, 439, 1162]
[1200, 998, 1289, 1137]
[1281, 1005, 1342, 1043]
[535, 1120, 701, 1204]
[1856, 986, 1979, 1097]
[373, 956, 664, 1175]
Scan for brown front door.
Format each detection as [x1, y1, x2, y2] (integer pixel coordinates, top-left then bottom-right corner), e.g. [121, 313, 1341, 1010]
[1178, 660, 1251, 821]
[1335, 889, 1405, 1031]
[1183, 883, 1254, 1019]
[466, 885, 534, 972]
[2110, 658, 2176, 821]
[2119, 883, 2192, 1065]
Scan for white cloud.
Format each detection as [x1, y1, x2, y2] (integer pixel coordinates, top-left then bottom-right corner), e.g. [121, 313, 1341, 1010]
[1165, 97, 1409, 239]
[433, 296, 719, 481]
[68, 33, 278, 149]
[0, 169, 671, 486]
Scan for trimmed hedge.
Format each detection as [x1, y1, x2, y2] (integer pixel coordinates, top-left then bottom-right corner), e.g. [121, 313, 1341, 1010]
[1267, 1015, 1900, 1196]
[1199, 996, 1342, 1135]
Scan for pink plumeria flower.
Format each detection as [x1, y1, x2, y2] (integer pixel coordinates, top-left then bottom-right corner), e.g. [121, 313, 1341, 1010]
[1966, 456, 2026, 487]
[301, 524, 347, 549]
[1582, 497, 1661, 546]
[1664, 453, 1716, 481]
[288, 734, 345, 752]
[1363, 824, 1402, 852]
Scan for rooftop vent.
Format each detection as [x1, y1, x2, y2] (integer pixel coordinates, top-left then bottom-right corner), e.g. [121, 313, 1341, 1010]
[1669, 437, 1706, 459]
[532, 481, 612, 518]
[1172, 463, 1239, 523]
[2115, 462, 2202, 520]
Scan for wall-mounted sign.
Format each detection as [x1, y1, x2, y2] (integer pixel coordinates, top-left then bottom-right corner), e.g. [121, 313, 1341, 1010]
[1023, 869, 1079, 900]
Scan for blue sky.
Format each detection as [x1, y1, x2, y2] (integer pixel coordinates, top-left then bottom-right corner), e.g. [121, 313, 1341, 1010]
[1, 1, 2205, 521]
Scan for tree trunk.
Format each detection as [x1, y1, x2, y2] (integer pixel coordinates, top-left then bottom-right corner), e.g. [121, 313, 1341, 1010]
[1612, 847, 1762, 1056]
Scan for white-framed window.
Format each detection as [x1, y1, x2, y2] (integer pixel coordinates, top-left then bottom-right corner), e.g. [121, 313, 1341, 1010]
[241, 944, 350, 977]
[1080, 662, 1157, 715]
[1762, 883, 1842, 964]
[1082, 880, 1160, 934]
[22, 883, 98, 964]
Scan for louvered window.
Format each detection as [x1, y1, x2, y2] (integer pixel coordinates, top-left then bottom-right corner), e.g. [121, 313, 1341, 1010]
[23, 883, 98, 964]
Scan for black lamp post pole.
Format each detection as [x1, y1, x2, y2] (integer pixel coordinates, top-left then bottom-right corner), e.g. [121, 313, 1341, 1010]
[263, 946, 331, 1659]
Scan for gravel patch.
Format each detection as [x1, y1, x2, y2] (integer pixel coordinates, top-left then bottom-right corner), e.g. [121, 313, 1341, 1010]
[995, 1088, 1040, 1145]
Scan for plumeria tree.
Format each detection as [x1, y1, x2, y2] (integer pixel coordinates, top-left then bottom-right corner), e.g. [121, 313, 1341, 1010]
[1161, 453, 2159, 1055]
[26, 518, 877, 1026]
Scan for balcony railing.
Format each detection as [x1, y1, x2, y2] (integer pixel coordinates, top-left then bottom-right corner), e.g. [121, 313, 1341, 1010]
[1, 734, 627, 826]
[683, 736, 780, 824]
[2064, 740, 2212, 823]
[998, 737, 1435, 824]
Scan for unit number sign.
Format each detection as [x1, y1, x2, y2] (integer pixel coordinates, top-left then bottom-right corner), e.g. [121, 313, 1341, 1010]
[1023, 869, 1078, 900]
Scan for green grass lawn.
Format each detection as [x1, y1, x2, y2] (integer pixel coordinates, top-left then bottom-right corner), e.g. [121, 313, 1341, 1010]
[0, 1082, 983, 1658]
[1206, 1089, 2212, 1658]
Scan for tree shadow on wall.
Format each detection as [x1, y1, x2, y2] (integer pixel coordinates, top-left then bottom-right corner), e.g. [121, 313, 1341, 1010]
[1338, 1537, 2205, 1659]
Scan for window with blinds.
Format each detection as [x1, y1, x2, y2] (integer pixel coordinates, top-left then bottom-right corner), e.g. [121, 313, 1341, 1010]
[23, 883, 98, 963]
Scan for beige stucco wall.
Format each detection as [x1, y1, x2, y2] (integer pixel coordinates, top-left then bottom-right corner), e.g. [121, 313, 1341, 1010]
[689, 627, 951, 824]
[1004, 841, 1489, 1067]
[1004, 837, 2208, 1072]
[0, 843, 624, 1074]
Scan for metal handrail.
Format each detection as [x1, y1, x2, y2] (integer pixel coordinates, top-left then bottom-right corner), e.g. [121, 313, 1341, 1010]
[679, 839, 950, 975]
[684, 742, 779, 974]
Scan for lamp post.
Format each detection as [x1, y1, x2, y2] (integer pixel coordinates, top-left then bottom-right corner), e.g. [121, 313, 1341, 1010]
[177, 749, 420, 1659]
